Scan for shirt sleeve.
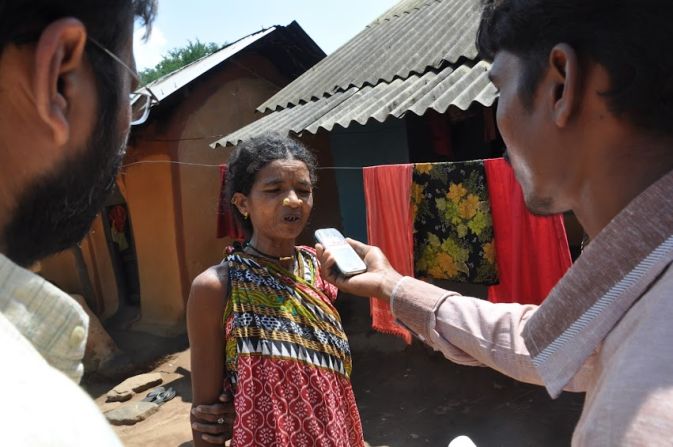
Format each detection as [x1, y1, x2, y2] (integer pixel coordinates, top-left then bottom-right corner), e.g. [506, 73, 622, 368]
[390, 277, 593, 392]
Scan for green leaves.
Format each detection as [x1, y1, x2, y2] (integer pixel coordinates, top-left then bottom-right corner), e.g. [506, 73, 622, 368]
[139, 39, 222, 86]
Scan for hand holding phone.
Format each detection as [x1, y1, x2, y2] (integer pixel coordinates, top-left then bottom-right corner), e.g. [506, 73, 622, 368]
[314, 228, 367, 277]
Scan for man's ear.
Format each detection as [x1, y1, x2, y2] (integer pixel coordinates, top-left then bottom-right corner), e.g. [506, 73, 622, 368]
[32, 18, 88, 147]
[546, 43, 580, 128]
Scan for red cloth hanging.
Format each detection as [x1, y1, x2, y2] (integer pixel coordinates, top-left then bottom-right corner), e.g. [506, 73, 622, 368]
[216, 164, 246, 240]
[363, 164, 413, 344]
[484, 158, 572, 304]
[362, 158, 571, 343]
[108, 205, 127, 233]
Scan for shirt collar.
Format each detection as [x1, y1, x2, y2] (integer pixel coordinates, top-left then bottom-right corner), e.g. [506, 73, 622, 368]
[523, 169, 673, 398]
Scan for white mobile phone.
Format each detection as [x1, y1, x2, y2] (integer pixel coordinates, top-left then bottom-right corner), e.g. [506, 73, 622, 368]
[314, 228, 367, 277]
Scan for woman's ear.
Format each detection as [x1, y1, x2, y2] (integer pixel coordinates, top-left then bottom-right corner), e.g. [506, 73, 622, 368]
[231, 192, 248, 216]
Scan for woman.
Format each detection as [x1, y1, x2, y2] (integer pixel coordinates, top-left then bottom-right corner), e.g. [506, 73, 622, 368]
[187, 134, 364, 447]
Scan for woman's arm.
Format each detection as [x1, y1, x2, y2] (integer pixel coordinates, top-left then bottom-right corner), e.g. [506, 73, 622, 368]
[187, 265, 231, 446]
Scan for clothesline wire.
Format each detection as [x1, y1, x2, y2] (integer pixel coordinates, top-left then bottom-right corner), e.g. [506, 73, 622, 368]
[120, 160, 363, 170]
[134, 134, 227, 142]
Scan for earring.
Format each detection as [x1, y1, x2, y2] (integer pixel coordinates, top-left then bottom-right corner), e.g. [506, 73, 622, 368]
[242, 212, 248, 219]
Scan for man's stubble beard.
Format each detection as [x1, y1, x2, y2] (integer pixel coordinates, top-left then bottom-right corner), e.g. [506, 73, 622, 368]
[3, 79, 128, 267]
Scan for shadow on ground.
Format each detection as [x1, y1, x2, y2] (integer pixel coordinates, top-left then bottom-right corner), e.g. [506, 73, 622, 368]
[87, 294, 583, 447]
[350, 341, 583, 446]
[340, 294, 584, 447]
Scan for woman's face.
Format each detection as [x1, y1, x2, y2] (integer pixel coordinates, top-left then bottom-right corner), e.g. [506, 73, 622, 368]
[235, 158, 314, 242]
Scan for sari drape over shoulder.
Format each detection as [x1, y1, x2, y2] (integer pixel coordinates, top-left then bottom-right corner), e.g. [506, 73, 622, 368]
[223, 246, 364, 447]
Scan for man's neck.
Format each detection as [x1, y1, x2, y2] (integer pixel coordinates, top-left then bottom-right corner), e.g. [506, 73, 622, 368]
[573, 138, 673, 239]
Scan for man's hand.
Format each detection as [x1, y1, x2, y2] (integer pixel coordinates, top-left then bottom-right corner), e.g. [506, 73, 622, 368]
[191, 390, 235, 445]
[316, 238, 403, 299]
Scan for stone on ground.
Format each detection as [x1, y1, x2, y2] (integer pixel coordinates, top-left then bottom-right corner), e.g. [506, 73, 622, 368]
[106, 372, 163, 402]
[105, 401, 160, 425]
[106, 389, 133, 402]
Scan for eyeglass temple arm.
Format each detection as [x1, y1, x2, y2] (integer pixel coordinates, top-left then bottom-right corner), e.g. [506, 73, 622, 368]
[142, 86, 159, 103]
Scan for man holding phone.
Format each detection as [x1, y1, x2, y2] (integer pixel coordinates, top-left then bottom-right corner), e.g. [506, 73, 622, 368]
[317, 0, 673, 445]
[315, 228, 368, 277]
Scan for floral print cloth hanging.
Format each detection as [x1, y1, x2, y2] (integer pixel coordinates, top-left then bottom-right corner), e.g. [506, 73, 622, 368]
[412, 161, 499, 284]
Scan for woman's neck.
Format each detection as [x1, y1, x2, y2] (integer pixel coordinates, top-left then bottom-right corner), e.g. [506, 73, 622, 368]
[246, 235, 296, 260]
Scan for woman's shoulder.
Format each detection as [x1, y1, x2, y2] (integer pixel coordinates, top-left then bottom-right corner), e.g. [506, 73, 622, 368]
[223, 244, 258, 265]
[223, 243, 243, 260]
[188, 264, 229, 315]
[192, 264, 227, 291]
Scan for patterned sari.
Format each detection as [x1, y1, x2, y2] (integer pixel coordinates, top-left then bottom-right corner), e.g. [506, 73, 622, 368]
[223, 246, 364, 447]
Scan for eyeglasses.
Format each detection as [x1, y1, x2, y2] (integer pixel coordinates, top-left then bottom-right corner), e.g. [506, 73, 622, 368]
[87, 37, 156, 126]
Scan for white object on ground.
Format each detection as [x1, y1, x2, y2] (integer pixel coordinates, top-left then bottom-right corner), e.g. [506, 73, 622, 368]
[448, 435, 477, 447]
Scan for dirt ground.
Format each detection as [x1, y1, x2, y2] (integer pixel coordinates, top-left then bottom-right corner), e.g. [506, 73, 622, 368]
[87, 297, 583, 447]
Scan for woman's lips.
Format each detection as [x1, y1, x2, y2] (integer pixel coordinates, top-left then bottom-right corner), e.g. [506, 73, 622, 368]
[283, 214, 301, 223]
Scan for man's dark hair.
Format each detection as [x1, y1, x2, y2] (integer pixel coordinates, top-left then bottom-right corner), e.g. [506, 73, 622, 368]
[226, 133, 318, 236]
[0, 1, 156, 53]
[0, 1, 157, 266]
[0, 0, 157, 144]
[477, 0, 673, 137]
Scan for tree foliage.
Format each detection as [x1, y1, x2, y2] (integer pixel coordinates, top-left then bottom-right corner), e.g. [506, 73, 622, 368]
[139, 39, 221, 86]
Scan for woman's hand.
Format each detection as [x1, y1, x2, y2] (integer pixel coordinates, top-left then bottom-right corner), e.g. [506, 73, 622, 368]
[191, 388, 235, 445]
[315, 238, 403, 300]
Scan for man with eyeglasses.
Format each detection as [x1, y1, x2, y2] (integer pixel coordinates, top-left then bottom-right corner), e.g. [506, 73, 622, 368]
[0, 1, 157, 444]
[88, 37, 158, 127]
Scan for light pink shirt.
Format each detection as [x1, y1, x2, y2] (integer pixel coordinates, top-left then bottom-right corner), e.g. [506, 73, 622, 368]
[391, 272, 673, 445]
[391, 169, 673, 446]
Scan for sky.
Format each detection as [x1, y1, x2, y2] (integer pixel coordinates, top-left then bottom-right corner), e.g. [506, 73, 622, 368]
[134, 0, 399, 71]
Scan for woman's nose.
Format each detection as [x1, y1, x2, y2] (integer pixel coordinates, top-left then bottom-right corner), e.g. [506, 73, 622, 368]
[283, 191, 302, 207]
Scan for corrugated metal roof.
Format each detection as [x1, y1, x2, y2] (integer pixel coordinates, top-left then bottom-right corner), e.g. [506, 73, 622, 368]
[370, 0, 438, 25]
[211, 91, 358, 147]
[257, 0, 481, 112]
[212, 61, 496, 147]
[210, 0, 495, 148]
[139, 27, 276, 103]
